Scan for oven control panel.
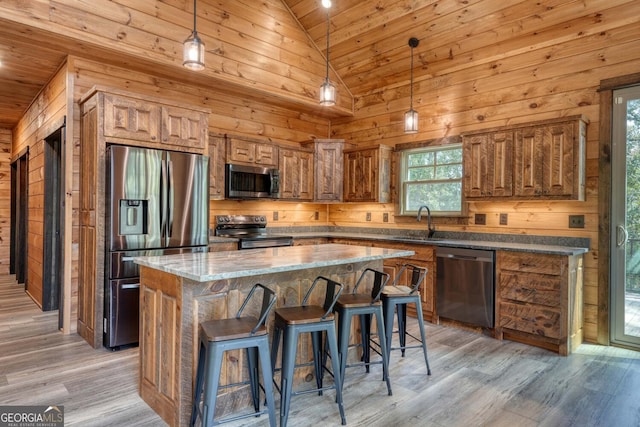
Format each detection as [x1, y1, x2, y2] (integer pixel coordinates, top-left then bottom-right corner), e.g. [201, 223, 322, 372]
[215, 215, 268, 228]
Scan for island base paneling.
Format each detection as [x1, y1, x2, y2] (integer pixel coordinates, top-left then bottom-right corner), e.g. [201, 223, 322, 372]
[139, 260, 384, 427]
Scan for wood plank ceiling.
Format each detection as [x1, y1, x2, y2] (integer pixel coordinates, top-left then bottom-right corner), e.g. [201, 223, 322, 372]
[0, 0, 630, 129]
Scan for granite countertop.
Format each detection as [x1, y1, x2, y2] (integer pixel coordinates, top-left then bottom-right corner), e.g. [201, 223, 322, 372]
[209, 228, 589, 256]
[134, 243, 414, 282]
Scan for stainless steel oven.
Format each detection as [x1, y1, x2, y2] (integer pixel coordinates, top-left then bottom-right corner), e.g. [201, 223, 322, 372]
[214, 215, 293, 249]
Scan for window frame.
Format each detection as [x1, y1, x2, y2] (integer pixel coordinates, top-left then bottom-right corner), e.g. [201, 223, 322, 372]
[398, 143, 464, 216]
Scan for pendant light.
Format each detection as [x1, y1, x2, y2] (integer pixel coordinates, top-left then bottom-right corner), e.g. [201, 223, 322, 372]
[319, 0, 336, 106]
[404, 37, 420, 133]
[183, 0, 205, 71]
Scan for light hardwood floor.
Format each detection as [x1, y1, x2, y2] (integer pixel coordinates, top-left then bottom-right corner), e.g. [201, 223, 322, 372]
[2, 274, 640, 427]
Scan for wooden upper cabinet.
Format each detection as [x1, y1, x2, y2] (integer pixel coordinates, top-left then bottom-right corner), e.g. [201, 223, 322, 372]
[226, 136, 278, 167]
[514, 120, 584, 198]
[160, 106, 207, 149]
[343, 144, 392, 202]
[209, 133, 226, 200]
[463, 131, 512, 198]
[463, 115, 587, 200]
[104, 93, 160, 142]
[101, 91, 208, 152]
[278, 147, 314, 200]
[303, 139, 351, 202]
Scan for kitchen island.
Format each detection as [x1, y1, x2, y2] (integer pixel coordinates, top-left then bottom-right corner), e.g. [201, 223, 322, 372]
[134, 243, 414, 427]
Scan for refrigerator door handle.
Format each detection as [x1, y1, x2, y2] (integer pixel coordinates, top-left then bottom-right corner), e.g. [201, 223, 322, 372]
[167, 159, 174, 239]
[160, 158, 168, 243]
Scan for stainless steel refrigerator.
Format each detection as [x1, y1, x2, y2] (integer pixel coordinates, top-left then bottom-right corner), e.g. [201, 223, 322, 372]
[105, 145, 209, 349]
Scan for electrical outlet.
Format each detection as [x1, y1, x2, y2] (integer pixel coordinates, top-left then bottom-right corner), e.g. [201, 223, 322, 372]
[383, 213, 389, 222]
[569, 215, 585, 228]
[499, 213, 508, 225]
[314, 211, 319, 220]
[273, 211, 278, 221]
[366, 212, 372, 221]
[475, 213, 486, 225]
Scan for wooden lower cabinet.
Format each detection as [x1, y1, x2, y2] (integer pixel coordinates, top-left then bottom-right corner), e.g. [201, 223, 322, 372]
[496, 251, 583, 355]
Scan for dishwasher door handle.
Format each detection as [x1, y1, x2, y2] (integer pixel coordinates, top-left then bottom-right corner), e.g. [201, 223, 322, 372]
[446, 254, 478, 261]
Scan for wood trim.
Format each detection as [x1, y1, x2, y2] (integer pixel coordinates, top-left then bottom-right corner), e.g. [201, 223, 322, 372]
[597, 72, 640, 345]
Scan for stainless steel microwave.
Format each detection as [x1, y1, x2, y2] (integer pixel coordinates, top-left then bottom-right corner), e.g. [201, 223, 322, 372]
[225, 163, 280, 199]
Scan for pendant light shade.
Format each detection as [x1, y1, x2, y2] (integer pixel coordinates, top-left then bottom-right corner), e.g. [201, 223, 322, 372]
[183, 0, 205, 71]
[319, 3, 336, 106]
[404, 37, 420, 133]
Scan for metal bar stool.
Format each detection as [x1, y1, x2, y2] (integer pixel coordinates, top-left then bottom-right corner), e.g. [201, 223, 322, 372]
[382, 263, 431, 375]
[190, 283, 277, 427]
[334, 268, 392, 395]
[270, 276, 346, 427]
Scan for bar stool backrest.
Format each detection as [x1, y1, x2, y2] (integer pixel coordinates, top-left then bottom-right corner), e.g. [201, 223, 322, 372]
[302, 276, 344, 320]
[391, 263, 428, 295]
[236, 283, 277, 336]
[353, 268, 390, 303]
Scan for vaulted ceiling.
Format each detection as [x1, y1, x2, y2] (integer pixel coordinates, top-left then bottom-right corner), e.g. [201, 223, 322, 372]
[0, 1, 631, 130]
[0, 0, 450, 129]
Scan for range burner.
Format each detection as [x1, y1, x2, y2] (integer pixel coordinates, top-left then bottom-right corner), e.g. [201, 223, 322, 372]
[215, 215, 293, 249]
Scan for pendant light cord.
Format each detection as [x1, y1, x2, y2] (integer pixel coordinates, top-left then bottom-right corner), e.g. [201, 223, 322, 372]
[193, 0, 197, 33]
[325, 9, 330, 82]
[409, 44, 414, 109]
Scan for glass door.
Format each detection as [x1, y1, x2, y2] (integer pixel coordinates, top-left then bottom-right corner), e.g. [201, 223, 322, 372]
[611, 85, 640, 349]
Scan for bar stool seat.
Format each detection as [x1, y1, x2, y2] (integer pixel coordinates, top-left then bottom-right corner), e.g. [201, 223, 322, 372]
[271, 276, 346, 427]
[381, 263, 431, 375]
[190, 284, 277, 427]
[334, 268, 392, 396]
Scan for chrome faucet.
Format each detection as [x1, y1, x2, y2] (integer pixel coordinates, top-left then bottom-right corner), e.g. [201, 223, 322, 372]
[417, 205, 436, 238]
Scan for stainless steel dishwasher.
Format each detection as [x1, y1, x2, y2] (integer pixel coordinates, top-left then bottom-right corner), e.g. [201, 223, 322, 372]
[436, 247, 495, 328]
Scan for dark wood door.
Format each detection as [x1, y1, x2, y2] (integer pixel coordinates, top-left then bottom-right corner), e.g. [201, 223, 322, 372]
[10, 150, 29, 284]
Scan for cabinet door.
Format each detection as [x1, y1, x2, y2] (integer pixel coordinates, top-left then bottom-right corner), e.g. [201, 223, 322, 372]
[542, 122, 574, 197]
[343, 145, 391, 202]
[488, 131, 513, 197]
[344, 150, 361, 200]
[464, 132, 512, 198]
[515, 122, 576, 197]
[103, 94, 160, 141]
[359, 148, 377, 201]
[227, 138, 277, 167]
[314, 141, 344, 201]
[278, 148, 314, 200]
[160, 106, 206, 149]
[463, 134, 488, 198]
[209, 134, 226, 199]
[514, 127, 544, 197]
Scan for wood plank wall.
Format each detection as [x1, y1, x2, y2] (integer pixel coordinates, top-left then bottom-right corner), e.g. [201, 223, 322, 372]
[324, 4, 640, 344]
[0, 129, 11, 275]
[11, 65, 68, 309]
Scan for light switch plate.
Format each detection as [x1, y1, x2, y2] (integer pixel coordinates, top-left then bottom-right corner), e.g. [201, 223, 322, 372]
[475, 213, 486, 225]
[366, 212, 371, 221]
[499, 213, 508, 225]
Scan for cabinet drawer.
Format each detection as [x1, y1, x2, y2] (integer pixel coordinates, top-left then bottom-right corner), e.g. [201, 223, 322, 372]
[499, 252, 563, 275]
[500, 271, 561, 307]
[499, 301, 561, 338]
